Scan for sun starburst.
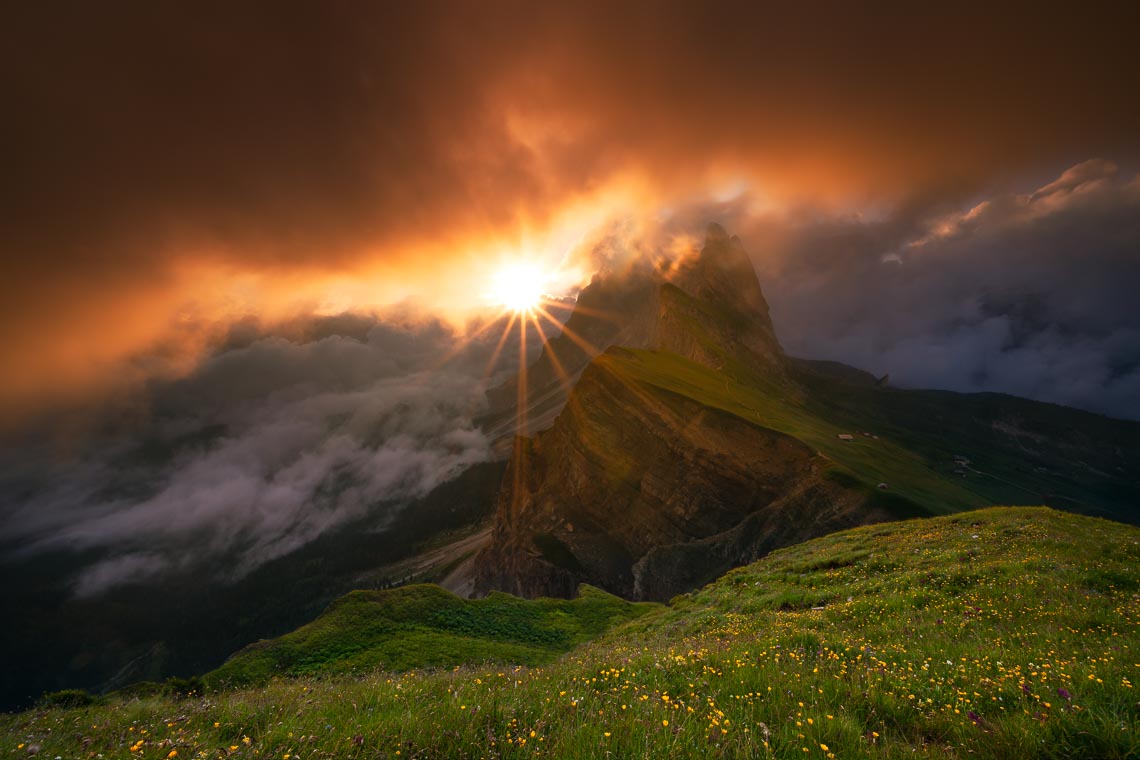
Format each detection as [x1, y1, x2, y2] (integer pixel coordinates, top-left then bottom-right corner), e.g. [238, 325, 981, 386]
[489, 263, 546, 314]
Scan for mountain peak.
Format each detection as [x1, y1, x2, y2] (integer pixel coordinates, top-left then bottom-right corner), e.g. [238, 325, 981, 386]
[704, 221, 730, 243]
[666, 222, 784, 369]
[485, 224, 786, 433]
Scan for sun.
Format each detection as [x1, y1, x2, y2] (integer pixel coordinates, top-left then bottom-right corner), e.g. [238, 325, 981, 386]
[490, 263, 546, 314]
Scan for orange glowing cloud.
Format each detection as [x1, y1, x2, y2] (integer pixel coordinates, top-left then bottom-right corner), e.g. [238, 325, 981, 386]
[1, 4, 1138, 423]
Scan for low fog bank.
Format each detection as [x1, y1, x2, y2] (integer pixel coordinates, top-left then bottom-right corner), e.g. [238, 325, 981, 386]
[0, 311, 550, 596]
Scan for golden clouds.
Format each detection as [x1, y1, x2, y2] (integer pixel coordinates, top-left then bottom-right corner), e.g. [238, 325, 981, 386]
[1, 3, 1138, 420]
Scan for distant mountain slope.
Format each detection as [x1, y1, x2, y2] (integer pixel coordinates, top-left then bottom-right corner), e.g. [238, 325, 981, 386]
[476, 341, 1140, 601]
[620, 348, 1140, 523]
[9, 508, 1139, 759]
[205, 584, 658, 688]
[789, 361, 1140, 524]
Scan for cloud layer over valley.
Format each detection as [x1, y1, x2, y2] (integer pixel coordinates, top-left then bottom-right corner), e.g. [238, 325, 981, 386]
[744, 160, 1140, 419]
[0, 314, 544, 595]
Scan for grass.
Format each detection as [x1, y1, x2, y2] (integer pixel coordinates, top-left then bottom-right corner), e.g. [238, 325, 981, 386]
[602, 347, 986, 515]
[3, 507, 1138, 758]
[204, 585, 659, 688]
[600, 347, 1140, 523]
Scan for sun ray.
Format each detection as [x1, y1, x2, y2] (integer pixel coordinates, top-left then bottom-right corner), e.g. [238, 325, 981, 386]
[425, 308, 510, 374]
[538, 297, 623, 325]
[516, 311, 528, 436]
[527, 312, 574, 393]
[533, 304, 604, 357]
[480, 311, 519, 382]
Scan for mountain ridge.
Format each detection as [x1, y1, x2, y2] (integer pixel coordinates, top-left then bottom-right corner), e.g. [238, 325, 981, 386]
[474, 348, 888, 601]
[474, 223, 1140, 600]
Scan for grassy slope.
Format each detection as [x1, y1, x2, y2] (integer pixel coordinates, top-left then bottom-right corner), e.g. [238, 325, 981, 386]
[205, 585, 660, 688]
[792, 369, 1140, 525]
[603, 348, 1140, 523]
[604, 348, 986, 515]
[4, 507, 1138, 759]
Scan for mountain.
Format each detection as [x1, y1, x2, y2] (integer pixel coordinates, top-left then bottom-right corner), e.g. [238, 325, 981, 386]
[484, 223, 788, 436]
[474, 348, 899, 601]
[10, 508, 1139, 759]
[474, 224, 1140, 600]
[6, 222, 1137, 712]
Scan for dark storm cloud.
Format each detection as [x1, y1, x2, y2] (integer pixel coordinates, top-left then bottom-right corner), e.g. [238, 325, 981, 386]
[731, 160, 1140, 420]
[2, 2, 1140, 414]
[0, 311, 548, 595]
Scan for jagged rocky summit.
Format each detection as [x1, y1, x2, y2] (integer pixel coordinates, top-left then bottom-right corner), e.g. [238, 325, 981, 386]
[474, 224, 892, 601]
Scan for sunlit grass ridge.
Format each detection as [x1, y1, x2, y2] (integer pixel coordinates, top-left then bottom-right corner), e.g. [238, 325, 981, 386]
[4, 507, 1138, 758]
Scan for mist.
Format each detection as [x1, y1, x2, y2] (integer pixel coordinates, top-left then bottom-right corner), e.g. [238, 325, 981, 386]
[0, 312, 548, 596]
[743, 160, 1140, 420]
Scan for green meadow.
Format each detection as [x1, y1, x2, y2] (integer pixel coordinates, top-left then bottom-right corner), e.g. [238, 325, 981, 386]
[4, 507, 1137, 758]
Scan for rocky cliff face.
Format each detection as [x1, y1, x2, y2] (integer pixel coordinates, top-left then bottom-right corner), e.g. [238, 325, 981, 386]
[474, 348, 889, 601]
[474, 223, 892, 601]
[668, 223, 783, 370]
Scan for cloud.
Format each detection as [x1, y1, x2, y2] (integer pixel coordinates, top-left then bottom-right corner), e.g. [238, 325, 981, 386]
[72, 553, 170, 599]
[736, 160, 1140, 419]
[2, 4, 1139, 418]
[0, 311, 549, 595]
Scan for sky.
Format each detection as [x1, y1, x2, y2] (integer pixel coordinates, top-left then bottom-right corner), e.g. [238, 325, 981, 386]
[2, 3, 1139, 592]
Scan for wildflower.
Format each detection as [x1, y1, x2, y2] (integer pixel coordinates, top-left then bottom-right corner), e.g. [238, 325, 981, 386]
[820, 744, 829, 751]
[662, 719, 669, 727]
[1057, 687, 1072, 701]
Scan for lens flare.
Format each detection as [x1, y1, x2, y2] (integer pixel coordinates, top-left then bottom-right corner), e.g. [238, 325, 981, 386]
[490, 263, 546, 314]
